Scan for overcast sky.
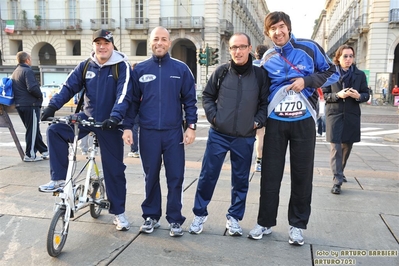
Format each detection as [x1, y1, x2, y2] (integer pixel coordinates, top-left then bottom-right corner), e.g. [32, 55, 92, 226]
[266, 0, 325, 39]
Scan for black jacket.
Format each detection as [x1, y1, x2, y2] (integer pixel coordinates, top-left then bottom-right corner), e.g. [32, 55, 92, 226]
[11, 63, 42, 107]
[323, 65, 369, 143]
[202, 62, 269, 137]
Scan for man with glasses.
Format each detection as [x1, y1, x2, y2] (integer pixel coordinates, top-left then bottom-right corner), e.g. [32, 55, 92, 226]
[188, 33, 269, 236]
[247, 11, 339, 246]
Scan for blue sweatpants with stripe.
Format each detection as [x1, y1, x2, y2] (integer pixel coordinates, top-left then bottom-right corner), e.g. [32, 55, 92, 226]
[139, 127, 186, 225]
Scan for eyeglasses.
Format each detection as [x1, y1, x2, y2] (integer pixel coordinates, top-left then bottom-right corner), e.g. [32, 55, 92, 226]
[229, 45, 249, 51]
[342, 54, 354, 59]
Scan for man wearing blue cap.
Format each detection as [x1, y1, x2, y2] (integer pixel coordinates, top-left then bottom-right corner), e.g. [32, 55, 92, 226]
[39, 29, 133, 231]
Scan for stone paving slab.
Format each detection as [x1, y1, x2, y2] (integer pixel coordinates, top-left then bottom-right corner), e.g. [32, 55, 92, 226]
[0, 215, 136, 266]
[112, 231, 312, 266]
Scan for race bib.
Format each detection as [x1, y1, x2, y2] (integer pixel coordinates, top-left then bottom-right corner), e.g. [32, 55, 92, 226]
[274, 91, 306, 118]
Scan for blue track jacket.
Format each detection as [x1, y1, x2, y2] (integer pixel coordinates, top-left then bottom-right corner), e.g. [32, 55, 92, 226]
[262, 34, 339, 122]
[124, 53, 197, 130]
[49, 51, 132, 123]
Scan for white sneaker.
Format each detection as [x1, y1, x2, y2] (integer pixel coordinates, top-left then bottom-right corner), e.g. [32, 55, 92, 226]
[113, 213, 130, 231]
[128, 151, 140, 158]
[41, 152, 49, 159]
[24, 155, 43, 162]
[38, 180, 65, 192]
[247, 224, 272, 240]
[226, 215, 242, 236]
[140, 217, 160, 234]
[288, 226, 304, 246]
[188, 215, 208, 234]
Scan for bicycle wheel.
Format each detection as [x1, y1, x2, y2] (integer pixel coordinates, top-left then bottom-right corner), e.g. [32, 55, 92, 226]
[89, 178, 105, 218]
[47, 208, 69, 257]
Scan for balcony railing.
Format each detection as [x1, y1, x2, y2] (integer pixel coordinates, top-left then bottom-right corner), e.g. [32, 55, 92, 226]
[389, 8, 399, 23]
[220, 19, 234, 36]
[90, 19, 116, 31]
[159, 16, 204, 29]
[5, 19, 82, 31]
[125, 18, 149, 30]
[327, 13, 369, 56]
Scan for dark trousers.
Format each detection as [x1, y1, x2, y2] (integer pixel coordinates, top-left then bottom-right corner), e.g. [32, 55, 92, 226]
[192, 128, 255, 220]
[16, 106, 47, 157]
[46, 114, 126, 215]
[131, 115, 139, 152]
[317, 116, 326, 135]
[139, 127, 186, 225]
[330, 142, 353, 185]
[258, 117, 315, 229]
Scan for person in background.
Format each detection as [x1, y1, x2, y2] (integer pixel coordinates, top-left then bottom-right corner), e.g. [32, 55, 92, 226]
[317, 87, 326, 137]
[252, 44, 268, 67]
[323, 44, 369, 195]
[392, 84, 399, 96]
[122, 26, 197, 237]
[39, 29, 133, 231]
[252, 44, 269, 172]
[127, 114, 140, 158]
[188, 33, 269, 236]
[73, 89, 95, 156]
[11, 51, 49, 162]
[248, 11, 339, 246]
[127, 62, 140, 158]
[382, 87, 387, 103]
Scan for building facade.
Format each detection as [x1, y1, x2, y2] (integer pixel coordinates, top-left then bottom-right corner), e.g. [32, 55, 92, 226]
[312, 0, 399, 104]
[0, 0, 269, 89]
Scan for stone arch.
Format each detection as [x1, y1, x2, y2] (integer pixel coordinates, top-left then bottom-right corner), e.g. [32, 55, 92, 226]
[31, 42, 57, 66]
[388, 36, 399, 86]
[170, 37, 197, 82]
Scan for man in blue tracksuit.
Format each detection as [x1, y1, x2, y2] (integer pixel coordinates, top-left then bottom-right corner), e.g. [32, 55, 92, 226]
[12, 51, 48, 162]
[39, 29, 133, 231]
[248, 12, 340, 245]
[123, 26, 197, 237]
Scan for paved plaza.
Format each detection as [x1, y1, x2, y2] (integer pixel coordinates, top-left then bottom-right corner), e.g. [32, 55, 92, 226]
[0, 104, 398, 265]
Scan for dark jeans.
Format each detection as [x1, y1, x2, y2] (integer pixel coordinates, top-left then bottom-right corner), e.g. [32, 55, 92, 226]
[258, 117, 315, 229]
[192, 128, 255, 220]
[317, 116, 326, 135]
[130, 115, 140, 152]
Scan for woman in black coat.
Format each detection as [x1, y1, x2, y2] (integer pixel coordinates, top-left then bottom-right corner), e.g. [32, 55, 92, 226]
[323, 45, 369, 194]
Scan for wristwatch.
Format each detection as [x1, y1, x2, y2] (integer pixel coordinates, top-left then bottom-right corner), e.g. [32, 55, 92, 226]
[188, 124, 197, 130]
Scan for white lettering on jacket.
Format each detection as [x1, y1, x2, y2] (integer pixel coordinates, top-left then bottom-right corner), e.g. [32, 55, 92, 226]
[139, 74, 156, 83]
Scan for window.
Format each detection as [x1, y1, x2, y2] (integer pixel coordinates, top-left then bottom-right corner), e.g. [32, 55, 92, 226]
[135, 0, 143, 24]
[68, 0, 76, 20]
[11, 0, 18, 19]
[101, 0, 109, 25]
[38, 0, 46, 19]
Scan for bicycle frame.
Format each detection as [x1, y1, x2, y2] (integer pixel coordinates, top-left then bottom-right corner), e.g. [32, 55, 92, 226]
[51, 118, 104, 239]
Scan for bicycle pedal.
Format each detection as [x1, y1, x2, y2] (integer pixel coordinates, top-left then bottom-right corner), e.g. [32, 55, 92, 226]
[97, 199, 110, 209]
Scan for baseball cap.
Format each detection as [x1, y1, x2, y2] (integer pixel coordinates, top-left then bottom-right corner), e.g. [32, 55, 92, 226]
[92, 29, 117, 50]
[92, 29, 114, 43]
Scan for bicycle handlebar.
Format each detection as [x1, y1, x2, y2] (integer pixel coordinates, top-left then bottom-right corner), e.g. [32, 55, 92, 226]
[46, 115, 103, 127]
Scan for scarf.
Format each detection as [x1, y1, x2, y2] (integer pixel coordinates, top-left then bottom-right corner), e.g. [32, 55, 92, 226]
[339, 65, 353, 88]
[231, 54, 253, 75]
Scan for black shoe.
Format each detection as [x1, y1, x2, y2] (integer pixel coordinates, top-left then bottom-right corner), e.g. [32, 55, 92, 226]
[343, 176, 347, 182]
[331, 184, 341, 194]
